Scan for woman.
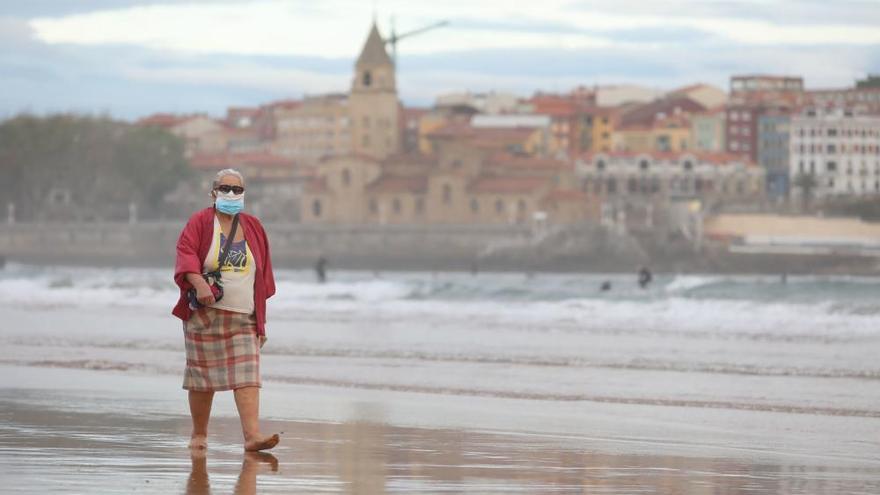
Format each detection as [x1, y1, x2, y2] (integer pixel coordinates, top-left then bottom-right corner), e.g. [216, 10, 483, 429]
[172, 168, 279, 452]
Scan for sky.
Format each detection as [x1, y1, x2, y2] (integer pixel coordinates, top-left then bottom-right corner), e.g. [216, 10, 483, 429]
[1, 0, 879, 120]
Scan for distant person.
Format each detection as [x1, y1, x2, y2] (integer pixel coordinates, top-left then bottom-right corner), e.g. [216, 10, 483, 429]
[638, 267, 653, 289]
[600, 280, 612, 292]
[172, 168, 279, 452]
[781, 273, 788, 285]
[315, 256, 328, 283]
[470, 260, 479, 277]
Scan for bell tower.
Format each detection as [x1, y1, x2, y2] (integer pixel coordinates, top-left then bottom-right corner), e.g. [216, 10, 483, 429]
[350, 22, 400, 159]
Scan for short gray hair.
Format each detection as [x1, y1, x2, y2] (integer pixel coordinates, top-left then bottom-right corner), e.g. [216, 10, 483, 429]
[212, 168, 245, 189]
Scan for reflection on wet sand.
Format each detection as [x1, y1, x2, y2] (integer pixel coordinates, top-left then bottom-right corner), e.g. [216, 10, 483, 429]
[185, 451, 278, 495]
[1, 395, 879, 494]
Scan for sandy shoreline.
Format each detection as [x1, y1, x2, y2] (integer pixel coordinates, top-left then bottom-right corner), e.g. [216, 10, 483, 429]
[1, 365, 879, 494]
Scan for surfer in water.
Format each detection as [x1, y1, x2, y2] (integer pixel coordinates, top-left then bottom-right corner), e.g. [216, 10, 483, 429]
[638, 267, 653, 289]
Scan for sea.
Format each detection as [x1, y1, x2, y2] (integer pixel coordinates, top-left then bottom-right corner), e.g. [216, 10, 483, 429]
[1, 262, 879, 493]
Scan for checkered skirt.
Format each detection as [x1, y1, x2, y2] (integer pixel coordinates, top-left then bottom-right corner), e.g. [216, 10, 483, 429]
[182, 307, 261, 391]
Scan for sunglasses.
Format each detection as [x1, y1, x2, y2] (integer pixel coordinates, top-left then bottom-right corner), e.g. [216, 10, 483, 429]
[216, 185, 245, 194]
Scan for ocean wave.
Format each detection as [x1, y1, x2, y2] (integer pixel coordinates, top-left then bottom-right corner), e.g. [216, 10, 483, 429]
[3, 264, 880, 339]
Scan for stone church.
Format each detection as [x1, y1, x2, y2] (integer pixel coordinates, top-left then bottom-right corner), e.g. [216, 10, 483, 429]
[301, 23, 597, 226]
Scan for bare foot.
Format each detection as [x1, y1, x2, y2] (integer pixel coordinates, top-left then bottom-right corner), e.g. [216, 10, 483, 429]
[244, 433, 280, 452]
[189, 435, 208, 450]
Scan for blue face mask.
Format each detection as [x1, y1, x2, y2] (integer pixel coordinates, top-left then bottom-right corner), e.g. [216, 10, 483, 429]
[215, 192, 244, 215]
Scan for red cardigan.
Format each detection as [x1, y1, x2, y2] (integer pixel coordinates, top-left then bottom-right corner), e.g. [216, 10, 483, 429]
[172, 207, 276, 336]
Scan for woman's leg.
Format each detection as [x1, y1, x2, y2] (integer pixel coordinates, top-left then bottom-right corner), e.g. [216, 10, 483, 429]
[233, 386, 279, 451]
[188, 390, 214, 449]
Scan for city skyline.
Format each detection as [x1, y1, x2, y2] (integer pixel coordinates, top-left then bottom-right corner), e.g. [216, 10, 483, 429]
[1, 0, 879, 119]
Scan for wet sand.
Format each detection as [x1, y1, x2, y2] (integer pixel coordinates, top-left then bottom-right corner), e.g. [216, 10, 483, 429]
[4, 398, 879, 495]
[1, 366, 879, 494]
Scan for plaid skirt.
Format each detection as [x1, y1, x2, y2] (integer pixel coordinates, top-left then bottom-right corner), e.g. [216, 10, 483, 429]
[182, 307, 261, 392]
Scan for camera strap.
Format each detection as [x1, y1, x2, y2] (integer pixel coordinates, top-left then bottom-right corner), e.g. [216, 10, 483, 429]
[215, 213, 240, 277]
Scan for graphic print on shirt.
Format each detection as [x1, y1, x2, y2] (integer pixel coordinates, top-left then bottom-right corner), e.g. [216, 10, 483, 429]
[218, 233, 249, 274]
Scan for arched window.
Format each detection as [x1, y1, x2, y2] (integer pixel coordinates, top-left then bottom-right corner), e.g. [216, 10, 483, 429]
[607, 177, 617, 194]
[442, 184, 452, 205]
[312, 199, 322, 217]
[362, 70, 372, 87]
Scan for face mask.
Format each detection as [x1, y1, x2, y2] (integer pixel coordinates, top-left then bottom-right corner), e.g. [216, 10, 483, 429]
[215, 191, 244, 215]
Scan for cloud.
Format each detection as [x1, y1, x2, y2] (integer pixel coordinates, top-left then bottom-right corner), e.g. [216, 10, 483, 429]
[0, 0, 878, 119]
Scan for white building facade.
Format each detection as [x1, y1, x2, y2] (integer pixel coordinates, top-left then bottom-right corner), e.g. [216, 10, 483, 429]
[790, 109, 880, 198]
[577, 151, 764, 204]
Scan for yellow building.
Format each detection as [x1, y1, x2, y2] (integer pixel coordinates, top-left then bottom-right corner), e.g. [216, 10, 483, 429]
[270, 95, 351, 160]
[614, 114, 692, 153]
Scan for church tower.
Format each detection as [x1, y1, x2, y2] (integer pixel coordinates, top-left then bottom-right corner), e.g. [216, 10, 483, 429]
[350, 22, 400, 159]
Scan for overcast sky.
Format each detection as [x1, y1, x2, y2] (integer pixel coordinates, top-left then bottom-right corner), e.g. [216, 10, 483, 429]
[1, 0, 879, 120]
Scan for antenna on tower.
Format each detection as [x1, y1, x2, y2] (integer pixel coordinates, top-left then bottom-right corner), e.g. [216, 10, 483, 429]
[386, 18, 450, 67]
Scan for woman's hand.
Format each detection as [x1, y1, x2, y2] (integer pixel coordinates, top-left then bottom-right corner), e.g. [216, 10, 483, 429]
[186, 273, 216, 306]
[195, 283, 216, 306]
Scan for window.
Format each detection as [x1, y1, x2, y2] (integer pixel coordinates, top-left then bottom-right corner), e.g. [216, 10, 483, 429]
[827, 144, 836, 154]
[628, 177, 638, 193]
[470, 198, 479, 213]
[341, 169, 351, 186]
[827, 161, 837, 172]
[607, 178, 617, 194]
[392, 198, 401, 214]
[362, 134, 370, 147]
[683, 160, 693, 171]
[639, 159, 649, 171]
[597, 160, 606, 171]
[442, 184, 452, 205]
[495, 199, 505, 214]
[362, 70, 372, 87]
[415, 198, 425, 214]
[312, 199, 322, 217]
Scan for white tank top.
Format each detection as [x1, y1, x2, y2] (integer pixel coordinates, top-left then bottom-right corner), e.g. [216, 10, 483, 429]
[203, 216, 255, 315]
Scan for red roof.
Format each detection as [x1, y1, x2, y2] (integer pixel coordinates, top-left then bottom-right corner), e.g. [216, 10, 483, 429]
[265, 99, 302, 111]
[486, 152, 569, 170]
[468, 176, 549, 194]
[136, 113, 203, 128]
[619, 96, 706, 127]
[367, 175, 429, 194]
[402, 107, 429, 121]
[529, 95, 580, 117]
[190, 152, 295, 170]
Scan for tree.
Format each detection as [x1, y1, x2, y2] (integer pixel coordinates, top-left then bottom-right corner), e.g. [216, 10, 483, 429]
[0, 114, 192, 221]
[792, 173, 818, 213]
